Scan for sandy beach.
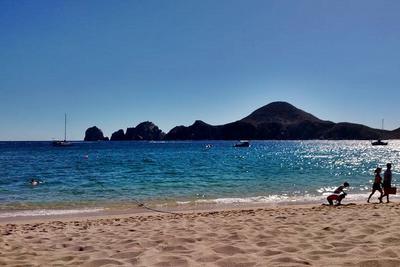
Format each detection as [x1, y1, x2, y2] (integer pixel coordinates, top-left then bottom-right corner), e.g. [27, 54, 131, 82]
[2, 202, 400, 267]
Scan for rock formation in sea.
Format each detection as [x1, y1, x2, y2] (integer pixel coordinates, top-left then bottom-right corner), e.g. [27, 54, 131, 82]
[110, 121, 165, 141]
[110, 129, 125, 141]
[124, 121, 165, 140]
[135, 121, 165, 140]
[84, 126, 109, 141]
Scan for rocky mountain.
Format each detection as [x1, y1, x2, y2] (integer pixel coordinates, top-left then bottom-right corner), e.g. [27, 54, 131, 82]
[110, 121, 165, 141]
[164, 101, 392, 140]
[84, 126, 109, 141]
[84, 101, 397, 141]
[165, 120, 220, 140]
[389, 127, 400, 139]
[241, 101, 324, 126]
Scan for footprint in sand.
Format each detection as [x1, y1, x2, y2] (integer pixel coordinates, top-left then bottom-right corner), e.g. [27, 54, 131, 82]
[215, 257, 256, 267]
[161, 245, 191, 253]
[155, 256, 189, 267]
[260, 249, 282, 256]
[256, 241, 268, 247]
[111, 251, 142, 259]
[358, 259, 400, 267]
[270, 256, 311, 266]
[58, 255, 74, 262]
[82, 259, 124, 267]
[195, 254, 221, 263]
[176, 237, 196, 243]
[212, 245, 245, 256]
[281, 246, 301, 253]
[379, 248, 399, 258]
[381, 236, 400, 244]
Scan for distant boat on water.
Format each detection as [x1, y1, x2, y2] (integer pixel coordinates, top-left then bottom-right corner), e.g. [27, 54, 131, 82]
[52, 114, 72, 147]
[372, 119, 388, 146]
[371, 140, 388, 146]
[234, 141, 250, 147]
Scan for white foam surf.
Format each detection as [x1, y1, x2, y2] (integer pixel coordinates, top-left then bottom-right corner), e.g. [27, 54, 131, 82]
[189, 193, 400, 205]
[0, 208, 104, 218]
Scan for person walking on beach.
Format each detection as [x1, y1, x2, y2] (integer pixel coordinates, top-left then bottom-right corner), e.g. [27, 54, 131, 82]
[327, 182, 349, 205]
[380, 163, 393, 203]
[367, 167, 383, 203]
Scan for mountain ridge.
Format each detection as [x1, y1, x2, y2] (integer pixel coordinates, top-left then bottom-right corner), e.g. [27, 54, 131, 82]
[84, 101, 396, 141]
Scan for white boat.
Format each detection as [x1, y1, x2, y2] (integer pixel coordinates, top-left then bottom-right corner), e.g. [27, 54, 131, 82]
[372, 119, 388, 146]
[52, 114, 72, 147]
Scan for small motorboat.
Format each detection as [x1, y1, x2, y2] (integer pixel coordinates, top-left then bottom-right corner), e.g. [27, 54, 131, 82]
[234, 141, 250, 147]
[372, 139, 388, 146]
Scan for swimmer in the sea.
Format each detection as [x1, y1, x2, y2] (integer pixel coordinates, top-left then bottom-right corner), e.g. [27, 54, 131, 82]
[30, 179, 40, 186]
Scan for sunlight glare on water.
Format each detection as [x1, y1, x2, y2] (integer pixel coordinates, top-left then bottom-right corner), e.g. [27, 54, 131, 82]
[0, 140, 399, 209]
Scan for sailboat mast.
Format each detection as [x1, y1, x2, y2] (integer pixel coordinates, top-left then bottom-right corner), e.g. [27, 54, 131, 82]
[64, 113, 67, 141]
[382, 119, 384, 130]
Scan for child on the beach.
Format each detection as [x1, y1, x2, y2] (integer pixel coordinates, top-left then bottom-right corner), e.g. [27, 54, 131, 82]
[327, 182, 349, 205]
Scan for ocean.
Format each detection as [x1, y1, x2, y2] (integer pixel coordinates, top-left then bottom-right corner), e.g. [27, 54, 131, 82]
[0, 140, 399, 217]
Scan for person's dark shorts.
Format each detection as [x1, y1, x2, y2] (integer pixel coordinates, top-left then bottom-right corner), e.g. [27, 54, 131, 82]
[373, 183, 382, 190]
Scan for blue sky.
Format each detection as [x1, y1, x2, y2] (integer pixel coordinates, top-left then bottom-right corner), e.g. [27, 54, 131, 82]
[1, 0, 400, 140]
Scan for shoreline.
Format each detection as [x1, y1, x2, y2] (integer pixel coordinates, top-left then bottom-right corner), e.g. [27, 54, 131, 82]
[2, 190, 398, 224]
[0, 196, 387, 225]
[0, 201, 310, 225]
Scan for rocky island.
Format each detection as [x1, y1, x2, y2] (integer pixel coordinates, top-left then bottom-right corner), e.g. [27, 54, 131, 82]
[83, 126, 109, 141]
[110, 121, 165, 141]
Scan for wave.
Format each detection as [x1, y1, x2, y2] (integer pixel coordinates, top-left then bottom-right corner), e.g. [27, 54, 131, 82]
[187, 193, 400, 205]
[0, 208, 104, 218]
[2, 193, 398, 218]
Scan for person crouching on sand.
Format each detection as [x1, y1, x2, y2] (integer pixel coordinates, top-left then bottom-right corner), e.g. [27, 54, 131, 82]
[327, 182, 349, 206]
[367, 167, 383, 203]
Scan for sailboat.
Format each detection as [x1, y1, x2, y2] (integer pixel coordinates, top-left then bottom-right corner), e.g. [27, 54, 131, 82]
[52, 114, 72, 147]
[372, 119, 388, 146]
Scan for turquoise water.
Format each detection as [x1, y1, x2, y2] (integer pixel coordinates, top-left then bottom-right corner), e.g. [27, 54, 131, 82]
[0, 141, 399, 213]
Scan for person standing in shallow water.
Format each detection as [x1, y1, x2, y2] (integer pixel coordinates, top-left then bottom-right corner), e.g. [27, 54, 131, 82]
[367, 167, 383, 203]
[380, 163, 393, 203]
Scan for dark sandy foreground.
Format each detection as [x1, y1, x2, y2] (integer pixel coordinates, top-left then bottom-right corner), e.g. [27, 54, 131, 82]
[2, 202, 400, 266]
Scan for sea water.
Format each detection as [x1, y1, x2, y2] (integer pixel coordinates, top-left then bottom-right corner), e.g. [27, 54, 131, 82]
[1, 140, 399, 216]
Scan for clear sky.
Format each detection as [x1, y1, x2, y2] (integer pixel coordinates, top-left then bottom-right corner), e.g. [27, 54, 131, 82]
[1, 0, 400, 140]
